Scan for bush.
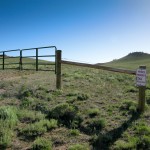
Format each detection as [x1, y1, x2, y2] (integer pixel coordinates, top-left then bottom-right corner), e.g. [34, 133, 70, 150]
[68, 144, 90, 150]
[32, 137, 52, 150]
[83, 118, 106, 134]
[48, 103, 81, 127]
[88, 118, 105, 133]
[88, 108, 100, 118]
[20, 119, 57, 137]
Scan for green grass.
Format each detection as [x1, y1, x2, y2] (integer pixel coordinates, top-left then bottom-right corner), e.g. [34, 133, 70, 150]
[0, 53, 150, 149]
[103, 52, 150, 72]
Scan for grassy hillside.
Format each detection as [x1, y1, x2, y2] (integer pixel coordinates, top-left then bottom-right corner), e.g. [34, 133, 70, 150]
[103, 52, 150, 72]
[0, 56, 150, 149]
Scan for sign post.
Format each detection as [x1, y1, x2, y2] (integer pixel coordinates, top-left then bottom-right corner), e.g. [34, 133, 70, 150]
[136, 66, 146, 112]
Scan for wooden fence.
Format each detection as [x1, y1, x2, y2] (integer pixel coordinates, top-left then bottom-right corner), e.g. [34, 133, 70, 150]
[0, 49, 146, 112]
[55, 50, 146, 112]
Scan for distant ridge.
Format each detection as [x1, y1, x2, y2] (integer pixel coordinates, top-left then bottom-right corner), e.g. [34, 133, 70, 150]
[97, 52, 150, 71]
[117, 52, 150, 61]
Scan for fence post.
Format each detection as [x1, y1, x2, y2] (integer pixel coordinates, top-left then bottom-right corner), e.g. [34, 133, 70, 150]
[56, 50, 62, 89]
[137, 66, 146, 112]
[19, 50, 22, 70]
[3, 52, 5, 70]
[36, 48, 38, 71]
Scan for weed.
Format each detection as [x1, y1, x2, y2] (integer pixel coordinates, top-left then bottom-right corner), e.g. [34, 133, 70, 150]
[32, 137, 52, 150]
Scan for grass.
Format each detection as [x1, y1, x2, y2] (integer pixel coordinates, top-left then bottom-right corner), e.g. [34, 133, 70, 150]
[0, 52, 150, 149]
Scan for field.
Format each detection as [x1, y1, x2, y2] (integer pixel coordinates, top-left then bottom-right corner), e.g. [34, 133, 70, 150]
[0, 52, 150, 150]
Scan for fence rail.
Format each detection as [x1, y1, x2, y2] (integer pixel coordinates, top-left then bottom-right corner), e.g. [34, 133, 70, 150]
[61, 60, 136, 75]
[0, 46, 57, 72]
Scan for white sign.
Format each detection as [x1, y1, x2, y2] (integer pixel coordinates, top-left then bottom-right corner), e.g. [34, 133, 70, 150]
[136, 69, 146, 86]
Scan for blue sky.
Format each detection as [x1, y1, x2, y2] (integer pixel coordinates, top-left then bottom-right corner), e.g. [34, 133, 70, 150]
[0, 0, 150, 63]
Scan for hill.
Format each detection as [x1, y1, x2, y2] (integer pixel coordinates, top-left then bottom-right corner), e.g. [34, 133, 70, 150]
[115, 52, 150, 61]
[102, 52, 150, 72]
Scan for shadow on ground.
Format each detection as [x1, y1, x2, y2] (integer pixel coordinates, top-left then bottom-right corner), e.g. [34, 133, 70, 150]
[93, 112, 141, 150]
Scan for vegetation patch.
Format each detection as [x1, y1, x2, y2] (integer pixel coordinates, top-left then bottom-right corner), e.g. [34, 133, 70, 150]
[19, 119, 57, 137]
[88, 108, 100, 118]
[48, 103, 82, 128]
[32, 137, 52, 150]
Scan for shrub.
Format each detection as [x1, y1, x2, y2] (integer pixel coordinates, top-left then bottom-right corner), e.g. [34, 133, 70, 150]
[32, 137, 52, 150]
[77, 93, 89, 101]
[84, 118, 106, 134]
[17, 109, 45, 123]
[48, 103, 81, 127]
[88, 108, 100, 117]
[68, 144, 90, 150]
[20, 119, 57, 137]
[88, 118, 105, 133]
[69, 129, 80, 136]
